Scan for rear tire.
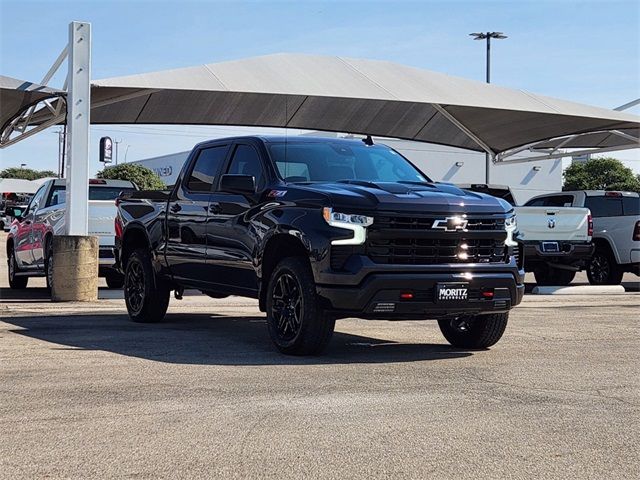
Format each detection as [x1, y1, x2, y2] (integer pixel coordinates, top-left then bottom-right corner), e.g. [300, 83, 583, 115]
[45, 241, 53, 291]
[533, 265, 575, 286]
[124, 249, 170, 323]
[438, 312, 509, 349]
[105, 272, 125, 289]
[266, 257, 335, 355]
[587, 249, 623, 285]
[8, 249, 28, 289]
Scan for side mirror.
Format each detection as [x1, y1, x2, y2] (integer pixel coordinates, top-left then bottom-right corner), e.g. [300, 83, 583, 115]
[220, 174, 256, 195]
[10, 207, 25, 220]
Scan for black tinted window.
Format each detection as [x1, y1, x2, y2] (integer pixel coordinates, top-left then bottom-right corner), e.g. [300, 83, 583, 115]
[187, 146, 228, 192]
[585, 196, 623, 217]
[623, 197, 640, 215]
[227, 145, 265, 189]
[525, 195, 574, 207]
[525, 198, 545, 207]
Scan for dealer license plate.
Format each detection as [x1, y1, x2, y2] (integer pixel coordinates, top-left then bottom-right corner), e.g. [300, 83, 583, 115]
[435, 283, 469, 303]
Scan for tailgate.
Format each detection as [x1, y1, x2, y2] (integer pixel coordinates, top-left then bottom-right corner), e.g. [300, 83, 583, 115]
[88, 200, 117, 248]
[515, 206, 591, 242]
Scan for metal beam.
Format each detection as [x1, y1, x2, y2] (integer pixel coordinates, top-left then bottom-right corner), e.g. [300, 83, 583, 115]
[614, 98, 640, 111]
[493, 143, 640, 165]
[431, 103, 495, 156]
[65, 21, 91, 236]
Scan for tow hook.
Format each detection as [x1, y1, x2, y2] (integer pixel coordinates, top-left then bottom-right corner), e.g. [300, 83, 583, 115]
[174, 287, 184, 300]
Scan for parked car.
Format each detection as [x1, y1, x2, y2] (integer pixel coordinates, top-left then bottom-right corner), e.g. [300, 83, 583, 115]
[6, 179, 137, 289]
[524, 190, 639, 285]
[116, 136, 524, 355]
[457, 184, 593, 286]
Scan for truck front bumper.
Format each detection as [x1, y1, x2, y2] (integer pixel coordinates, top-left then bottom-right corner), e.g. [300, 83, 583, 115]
[316, 271, 524, 320]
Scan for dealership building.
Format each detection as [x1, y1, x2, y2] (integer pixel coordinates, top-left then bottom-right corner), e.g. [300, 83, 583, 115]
[131, 132, 562, 205]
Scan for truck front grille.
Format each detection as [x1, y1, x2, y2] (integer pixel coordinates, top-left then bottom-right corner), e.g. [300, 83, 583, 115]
[365, 213, 508, 266]
[366, 237, 505, 265]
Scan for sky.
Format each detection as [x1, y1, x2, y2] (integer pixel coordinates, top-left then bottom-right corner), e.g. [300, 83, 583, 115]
[0, 0, 639, 175]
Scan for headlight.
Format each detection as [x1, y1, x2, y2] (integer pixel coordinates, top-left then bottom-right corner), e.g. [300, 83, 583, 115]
[323, 207, 373, 245]
[505, 214, 518, 246]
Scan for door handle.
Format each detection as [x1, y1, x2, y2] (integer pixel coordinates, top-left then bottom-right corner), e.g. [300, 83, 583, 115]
[209, 203, 221, 214]
[170, 203, 182, 213]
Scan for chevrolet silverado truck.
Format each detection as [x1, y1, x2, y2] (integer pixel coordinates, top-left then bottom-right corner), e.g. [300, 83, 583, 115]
[459, 184, 593, 286]
[115, 136, 524, 355]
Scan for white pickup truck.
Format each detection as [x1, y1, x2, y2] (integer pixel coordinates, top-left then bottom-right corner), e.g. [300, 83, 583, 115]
[458, 185, 593, 285]
[6, 178, 137, 289]
[525, 190, 639, 285]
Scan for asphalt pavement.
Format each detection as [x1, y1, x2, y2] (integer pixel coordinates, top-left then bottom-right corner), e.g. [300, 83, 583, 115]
[1, 233, 639, 479]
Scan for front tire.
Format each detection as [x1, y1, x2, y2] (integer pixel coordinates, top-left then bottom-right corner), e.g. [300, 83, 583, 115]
[438, 312, 509, 349]
[124, 249, 170, 323]
[8, 249, 28, 289]
[266, 257, 335, 355]
[533, 265, 575, 286]
[587, 249, 623, 285]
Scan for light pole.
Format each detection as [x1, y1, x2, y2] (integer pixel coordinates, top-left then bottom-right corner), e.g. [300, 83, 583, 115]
[470, 31, 507, 183]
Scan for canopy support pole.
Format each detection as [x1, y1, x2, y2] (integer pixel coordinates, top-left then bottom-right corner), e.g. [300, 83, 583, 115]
[65, 21, 91, 236]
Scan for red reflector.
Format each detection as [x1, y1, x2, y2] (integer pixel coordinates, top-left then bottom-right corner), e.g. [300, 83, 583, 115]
[400, 292, 414, 300]
[481, 290, 494, 298]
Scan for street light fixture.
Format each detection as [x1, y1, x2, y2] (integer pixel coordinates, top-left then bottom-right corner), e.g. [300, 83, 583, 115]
[469, 32, 508, 84]
[469, 31, 508, 183]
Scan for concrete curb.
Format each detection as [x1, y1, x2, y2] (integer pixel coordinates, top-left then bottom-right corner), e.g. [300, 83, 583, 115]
[532, 285, 627, 295]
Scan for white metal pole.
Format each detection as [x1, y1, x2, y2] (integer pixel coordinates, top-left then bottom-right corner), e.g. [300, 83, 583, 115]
[65, 21, 91, 235]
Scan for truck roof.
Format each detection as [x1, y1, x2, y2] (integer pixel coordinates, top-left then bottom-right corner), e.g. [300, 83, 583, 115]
[193, 135, 385, 148]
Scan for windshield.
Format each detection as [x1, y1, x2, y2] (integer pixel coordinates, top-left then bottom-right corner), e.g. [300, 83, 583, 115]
[268, 141, 430, 183]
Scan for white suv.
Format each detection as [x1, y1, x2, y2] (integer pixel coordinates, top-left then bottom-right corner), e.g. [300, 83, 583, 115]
[525, 191, 639, 285]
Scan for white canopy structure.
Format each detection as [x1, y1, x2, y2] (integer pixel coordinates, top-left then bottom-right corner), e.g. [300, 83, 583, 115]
[2, 53, 639, 163]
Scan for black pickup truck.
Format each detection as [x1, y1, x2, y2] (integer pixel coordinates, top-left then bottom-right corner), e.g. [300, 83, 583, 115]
[115, 136, 524, 355]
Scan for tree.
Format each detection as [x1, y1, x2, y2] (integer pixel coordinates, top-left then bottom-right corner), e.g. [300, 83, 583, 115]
[97, 163, 165, 190]
[0, 167, 57, 180]
[563, 157, 640, 192]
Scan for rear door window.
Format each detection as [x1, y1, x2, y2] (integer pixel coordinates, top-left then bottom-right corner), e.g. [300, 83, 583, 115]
[585, 196, 624, 217]
[622, 197, 640, 216]
[186, 145, 229, 192]
[525, 195, 574, 207]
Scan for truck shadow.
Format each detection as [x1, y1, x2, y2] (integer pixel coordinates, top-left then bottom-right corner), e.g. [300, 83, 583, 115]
[4, 312, 472, 365]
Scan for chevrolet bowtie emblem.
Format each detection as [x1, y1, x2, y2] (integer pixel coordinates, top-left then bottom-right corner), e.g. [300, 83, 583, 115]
[433, 216, 468, 232]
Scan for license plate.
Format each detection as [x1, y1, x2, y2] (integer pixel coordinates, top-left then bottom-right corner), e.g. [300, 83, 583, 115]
[435, 283, 469, 303]
[541, 241, 559, 253]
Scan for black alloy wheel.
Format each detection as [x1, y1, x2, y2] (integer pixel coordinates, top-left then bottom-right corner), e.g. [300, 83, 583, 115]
[124, 249, 170, 323]
[271, 272, 303, 342]
[587, 250, 623, 285]
[125, 260, 145, 315]
[266, 257, 335, 355]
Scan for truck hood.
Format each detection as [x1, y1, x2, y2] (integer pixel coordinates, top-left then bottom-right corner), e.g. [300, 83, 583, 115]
[288, 181, 512, 215]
